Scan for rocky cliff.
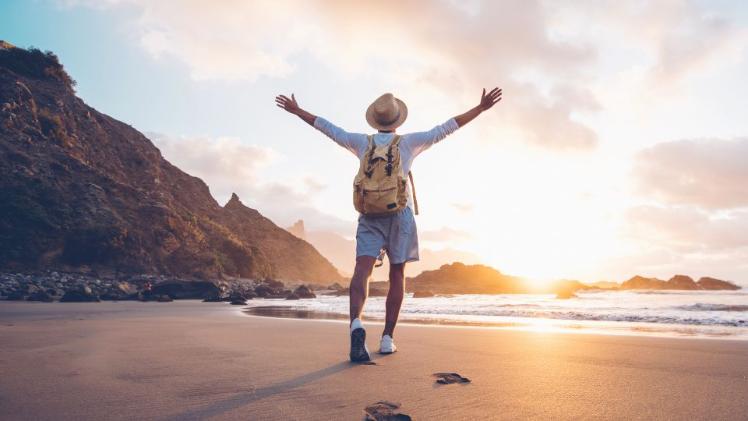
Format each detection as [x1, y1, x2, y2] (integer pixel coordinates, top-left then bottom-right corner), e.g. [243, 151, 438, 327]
[0, 43, 342, 283]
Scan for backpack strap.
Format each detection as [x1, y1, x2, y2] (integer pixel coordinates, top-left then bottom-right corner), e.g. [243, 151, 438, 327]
[364, 135, 376, 178]
[408, 171, 419, 215]
[385, 135, 401, 176]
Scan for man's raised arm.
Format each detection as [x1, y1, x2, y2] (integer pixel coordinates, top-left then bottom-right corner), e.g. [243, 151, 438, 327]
[275, 93, 367, 155]
[454, 87, 502, 128]
[403, 86, 503, 158]
[275, 93, 317, 126]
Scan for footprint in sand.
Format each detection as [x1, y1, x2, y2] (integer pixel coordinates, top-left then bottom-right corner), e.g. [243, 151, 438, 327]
[433, 372, 471, 385]
[364, 401, 411, 421]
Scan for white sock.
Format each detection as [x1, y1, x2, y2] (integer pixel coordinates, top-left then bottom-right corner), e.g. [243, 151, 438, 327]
[350, 318, 363, 332]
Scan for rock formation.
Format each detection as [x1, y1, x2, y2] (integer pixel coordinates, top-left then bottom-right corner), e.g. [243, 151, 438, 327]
[0, 43, 341, 283]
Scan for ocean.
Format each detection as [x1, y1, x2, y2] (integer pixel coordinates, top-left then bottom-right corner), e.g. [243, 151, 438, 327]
[243, 289, 748, 340]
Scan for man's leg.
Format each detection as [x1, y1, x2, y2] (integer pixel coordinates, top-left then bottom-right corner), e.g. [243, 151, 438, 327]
[383, 262, 405, 337]
[349, 255, 376, 323]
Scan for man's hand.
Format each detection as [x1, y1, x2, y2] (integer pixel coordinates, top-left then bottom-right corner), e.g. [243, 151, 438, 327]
[275, 93, 300, 114]
[479, 87, 502, 111]
[275, 93, 317, 126]
[454, 86, 503, 128]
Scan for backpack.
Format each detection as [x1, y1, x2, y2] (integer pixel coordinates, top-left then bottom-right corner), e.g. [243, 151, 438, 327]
[353, 134, 419, 216]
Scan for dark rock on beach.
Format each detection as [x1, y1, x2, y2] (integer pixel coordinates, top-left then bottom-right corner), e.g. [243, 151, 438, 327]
[6, 290, 27, 301]
[230, 297, 247, 306]
[291, 285, 316, 299]
[26, 289, 54, 302]
[433, 372, 471, 385]
[364, 401, 411, 421]
[60, 286, 99, 302]
[151, 280, 221, 300]
[253, 278, 288, 298]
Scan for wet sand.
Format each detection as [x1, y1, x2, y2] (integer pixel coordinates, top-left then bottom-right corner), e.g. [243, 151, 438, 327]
[1, 301, 747, 420]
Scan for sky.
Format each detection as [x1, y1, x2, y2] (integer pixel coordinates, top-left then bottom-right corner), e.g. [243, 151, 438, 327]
[2, 0, 748, 285]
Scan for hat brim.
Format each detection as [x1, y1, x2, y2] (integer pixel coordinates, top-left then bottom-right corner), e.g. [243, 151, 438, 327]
[365, 98, 408, 131]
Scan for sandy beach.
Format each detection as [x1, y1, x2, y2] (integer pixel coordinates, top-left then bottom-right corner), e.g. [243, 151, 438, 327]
[1, 301, 747, 420]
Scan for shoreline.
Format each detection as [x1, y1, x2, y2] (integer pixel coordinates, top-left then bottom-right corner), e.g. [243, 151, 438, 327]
[2, 301, 748, 420]
[241, 304, 748, 341]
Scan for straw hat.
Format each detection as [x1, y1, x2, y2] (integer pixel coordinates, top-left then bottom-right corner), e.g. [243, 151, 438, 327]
[365, 93, 408, 131]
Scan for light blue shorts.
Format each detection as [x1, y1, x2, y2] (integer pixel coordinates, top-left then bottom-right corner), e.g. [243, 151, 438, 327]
[355, 206, 419, 265]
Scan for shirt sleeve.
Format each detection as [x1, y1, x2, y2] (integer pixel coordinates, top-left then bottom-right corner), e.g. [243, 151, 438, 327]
[313, 117, 368, 157]
[401, 118, 460, 158]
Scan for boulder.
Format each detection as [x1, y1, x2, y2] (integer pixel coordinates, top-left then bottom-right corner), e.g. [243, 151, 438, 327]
[262, 278, 285, 290]
[151, 280, 220, 299]
[285, 293, 300, 300]
[27, 290, 54, 302]
[116, 281, 135, 295]
[100, 290, 131, 301]
[230, 298, 247, 305]
[202, 290, 224, 302]
[292, 285, 316, 299]
[6, 290, 27, 301]
[229, 292, 248, 302]
[254, 284, 276, 298]
[60, 286, 100, 302]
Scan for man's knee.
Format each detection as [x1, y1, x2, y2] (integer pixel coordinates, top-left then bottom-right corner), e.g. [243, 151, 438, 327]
[389, 263, 405, 284]
[352, 256, 376, 281]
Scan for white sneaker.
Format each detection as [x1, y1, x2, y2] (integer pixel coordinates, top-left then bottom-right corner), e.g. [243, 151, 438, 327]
[349, 318, 370, 362]
[379, 334, 397, 354]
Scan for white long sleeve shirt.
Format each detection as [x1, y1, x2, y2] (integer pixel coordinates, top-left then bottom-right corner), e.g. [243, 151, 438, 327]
[313, 116, 460, 210]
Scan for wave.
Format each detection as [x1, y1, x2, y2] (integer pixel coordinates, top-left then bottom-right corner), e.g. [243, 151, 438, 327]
[676, 303, 748, 312]
[426, 309, 748, 327]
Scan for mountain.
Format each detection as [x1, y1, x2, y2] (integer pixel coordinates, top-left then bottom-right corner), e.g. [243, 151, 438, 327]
[697, 277, 741, 290]
[406, 263, 741, 296]
[621, 275, 739, 290]
[407, 262, 526, 294]
[0, 43, 342, 283]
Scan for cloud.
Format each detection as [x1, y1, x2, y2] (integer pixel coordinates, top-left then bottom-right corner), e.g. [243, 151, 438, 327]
[420, 226, 472, 242]
[450, 202, 473, 213]
[547, 1, 745, 87]
[74, 0, 603, 150]
[633, 137, 748, 209]
[150, 132, 275, 184]
[625, 206, 748, 252]
[150, 132, 353, 233]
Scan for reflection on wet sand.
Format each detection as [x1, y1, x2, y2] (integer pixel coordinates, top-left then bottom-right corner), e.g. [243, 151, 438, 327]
[242, 305, 742, 339]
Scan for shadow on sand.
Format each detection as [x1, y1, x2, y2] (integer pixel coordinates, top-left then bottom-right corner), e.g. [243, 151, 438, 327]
[163, 360, 369, 420]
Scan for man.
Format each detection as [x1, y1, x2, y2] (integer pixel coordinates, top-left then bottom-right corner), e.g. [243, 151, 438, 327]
[275, 87, 502, 361]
